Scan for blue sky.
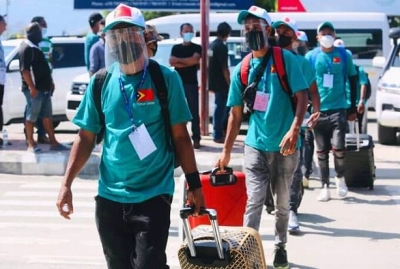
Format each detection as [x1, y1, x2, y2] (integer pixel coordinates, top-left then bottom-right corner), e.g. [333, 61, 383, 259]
[1, 0, 105, 38]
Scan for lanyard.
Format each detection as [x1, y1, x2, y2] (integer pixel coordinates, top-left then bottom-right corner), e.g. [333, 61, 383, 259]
[118, 67, 147, 130]
[324, 54, 333, 74]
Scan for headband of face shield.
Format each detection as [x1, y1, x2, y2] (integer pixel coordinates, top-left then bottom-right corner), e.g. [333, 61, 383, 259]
[242, 21, 269, 51]
[105, 26, 149, 74]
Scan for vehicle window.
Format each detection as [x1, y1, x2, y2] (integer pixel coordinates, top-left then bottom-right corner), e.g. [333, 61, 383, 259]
[152, 43, 174, 67]
[391, 45, 400, 67]
[198, 30, 241, 37]
[304, 29, 383, 59]
[52, 43, 85, 69]
[227, 42, 248, 67]
[3, 46, 16, 58]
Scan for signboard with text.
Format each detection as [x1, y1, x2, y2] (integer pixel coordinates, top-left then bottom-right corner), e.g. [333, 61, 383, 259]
[277, 0, 400, 16]
[74, 0, 253, 11]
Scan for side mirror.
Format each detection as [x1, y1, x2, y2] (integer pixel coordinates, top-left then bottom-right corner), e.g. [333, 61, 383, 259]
[372, 56, 385, 68]
[8, 59, 20, 72]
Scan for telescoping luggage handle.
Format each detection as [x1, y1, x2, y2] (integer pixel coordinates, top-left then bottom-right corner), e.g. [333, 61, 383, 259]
[348, 120, 360, 151]
[180, 208, 225, 260]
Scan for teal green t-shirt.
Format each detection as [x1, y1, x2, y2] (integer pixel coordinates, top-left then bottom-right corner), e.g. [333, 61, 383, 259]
[84, 32, 100, 71]
[345, 66, 368, 106]
[296, 53, 315, 87]
[73, 64, 192, 203]
[228, 49, 308, 152]
[305, 48, 356, 111]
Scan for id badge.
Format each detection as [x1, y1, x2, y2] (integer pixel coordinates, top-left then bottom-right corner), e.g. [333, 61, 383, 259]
[128, 124, 157, 160]
[323, 73, 334, 88]
[253, 92, 270, 112]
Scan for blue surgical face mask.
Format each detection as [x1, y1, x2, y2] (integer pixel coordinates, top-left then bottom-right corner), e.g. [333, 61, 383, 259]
[182, 32, 194, 42]
[41, 28, 47, 37]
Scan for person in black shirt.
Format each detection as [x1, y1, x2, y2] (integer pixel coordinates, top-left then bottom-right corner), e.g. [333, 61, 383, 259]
[208, 22, 232, 143]
[169, 23, 202, 149]
[20, 23, 68, 153]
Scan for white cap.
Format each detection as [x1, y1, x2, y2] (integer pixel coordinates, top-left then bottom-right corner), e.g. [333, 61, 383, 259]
[272, 16, 298, 33]
[334, 39, 345, 48]
[237, 6, 272, 26]
[104, 4, 145, 32]
[296, 31, 308, 42]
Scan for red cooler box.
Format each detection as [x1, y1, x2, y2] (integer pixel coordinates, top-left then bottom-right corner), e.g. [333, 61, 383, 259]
[188, 167, 247, 228]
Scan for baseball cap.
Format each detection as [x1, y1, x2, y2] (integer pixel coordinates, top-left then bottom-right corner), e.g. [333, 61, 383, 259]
[237, 6, 272, 26]
[89, 13, 103, 28]
[272, 16, 298, 33]
[296, 31, 308, 42]
[317, 21, 335, 33]
[145, 24, 164, 43]
[103, 4, 146, 32]
[334, 39, 345, 48]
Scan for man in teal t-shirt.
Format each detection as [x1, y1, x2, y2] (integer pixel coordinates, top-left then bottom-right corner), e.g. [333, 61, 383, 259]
[305, 22, 358, 202]
[216, 6, 309, 269]
[273, 16, 321, 235]
[85, 13, 103, 71]
[56, 4, 205, 268]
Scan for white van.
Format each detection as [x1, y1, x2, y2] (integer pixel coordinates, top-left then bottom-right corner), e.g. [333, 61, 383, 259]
[148, 12, 391, 110]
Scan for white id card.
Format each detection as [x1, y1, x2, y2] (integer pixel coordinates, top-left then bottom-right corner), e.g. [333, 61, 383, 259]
[128, 124, 157, 160]
[253, 92, 270, 112]
[323, 73, 334, 88]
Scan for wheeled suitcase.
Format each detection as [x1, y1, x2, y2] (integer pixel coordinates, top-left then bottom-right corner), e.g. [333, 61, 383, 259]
[344, 121, 375, 189]
[186, 167, 247, 228]
[178, 208, 267, 269]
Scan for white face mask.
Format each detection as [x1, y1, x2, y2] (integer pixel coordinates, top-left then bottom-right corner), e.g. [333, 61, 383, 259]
[319, 35, 334, 48]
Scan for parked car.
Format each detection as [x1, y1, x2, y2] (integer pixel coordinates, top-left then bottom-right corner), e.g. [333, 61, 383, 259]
[3, 36, 86, 127]
[373, 27, 400, 145]
[66, 36, 246, 122]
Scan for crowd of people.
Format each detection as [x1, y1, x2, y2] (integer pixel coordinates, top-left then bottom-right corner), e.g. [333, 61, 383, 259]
[0, 4, 369, 269]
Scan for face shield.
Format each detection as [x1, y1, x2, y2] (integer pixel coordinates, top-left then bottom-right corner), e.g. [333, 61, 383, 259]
[241, 21, 269, 52]
[105, 26, 149, 75]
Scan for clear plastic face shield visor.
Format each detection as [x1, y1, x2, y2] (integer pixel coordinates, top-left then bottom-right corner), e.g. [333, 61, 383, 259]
[105, 26, 149, 75]
[241, 20, 269, 52]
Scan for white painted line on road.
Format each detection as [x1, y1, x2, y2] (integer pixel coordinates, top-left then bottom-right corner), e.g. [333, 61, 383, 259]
[0, 222, 94, 229]
[0, 200, 94, 207]
[0, 210, 94, 218]
[4, 191, 96, 197]
[25, 255, 104, 266]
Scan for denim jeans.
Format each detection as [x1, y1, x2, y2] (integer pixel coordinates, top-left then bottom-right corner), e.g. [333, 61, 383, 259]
[183, 84, 200, 142]
[290, 132, 304, 214]
[312, 109, 347, 186]
[95, 195, 172, 269]
[243, 146, 298, 247]
[0, 84, 3, 132]
[303, 129, 314, 178]
[213, 91, 230, 140]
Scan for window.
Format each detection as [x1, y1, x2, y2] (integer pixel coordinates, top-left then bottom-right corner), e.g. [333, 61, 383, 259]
[52, 43, 85, 69]
[391, 44, 400, 67]
[3, 46, 16, 58]
[304, 29, 383, 59]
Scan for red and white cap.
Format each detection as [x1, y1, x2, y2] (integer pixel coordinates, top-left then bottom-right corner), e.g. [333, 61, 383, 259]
[272, 16, 299, 33]
[104, 4, 146, 32]
[237, 6, 272, 26]
[296, 31, 308, 42]
[334, 39, 345, 48]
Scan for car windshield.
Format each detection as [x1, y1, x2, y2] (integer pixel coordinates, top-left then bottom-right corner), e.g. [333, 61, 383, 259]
[152, 43, 173, 67]
[391, 44, 400, 67]
[3, 46, 16, 58]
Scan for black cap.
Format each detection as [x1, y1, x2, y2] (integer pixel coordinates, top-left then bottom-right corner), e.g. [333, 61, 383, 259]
[89, 13, 103, 28]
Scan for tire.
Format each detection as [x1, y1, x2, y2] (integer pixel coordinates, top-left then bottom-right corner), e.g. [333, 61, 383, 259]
[378, 124, 397, 145]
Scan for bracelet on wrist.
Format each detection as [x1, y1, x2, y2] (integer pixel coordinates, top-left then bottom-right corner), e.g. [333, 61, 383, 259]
[186, 171, 202, 190]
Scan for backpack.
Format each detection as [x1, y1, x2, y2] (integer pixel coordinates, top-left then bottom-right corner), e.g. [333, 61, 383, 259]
[240, 46, 296, 113]
[92, 59, 179, 167]
[355, 65, 372, 100]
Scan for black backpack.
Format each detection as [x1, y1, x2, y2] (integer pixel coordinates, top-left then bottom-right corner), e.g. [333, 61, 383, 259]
[356, 65, 372, 100]
[92, 59, 179, 167]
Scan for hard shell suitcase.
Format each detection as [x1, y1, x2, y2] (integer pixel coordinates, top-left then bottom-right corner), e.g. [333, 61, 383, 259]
[186, 167, 247, 228]
[344, 121, 375, 189]
[178, 208, 267, 269]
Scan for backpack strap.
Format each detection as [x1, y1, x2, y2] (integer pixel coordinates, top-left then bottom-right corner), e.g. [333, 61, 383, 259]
[147, 59, 173, 152]
[240, 53, 252, 87]
[272, 47, 297, 114]
[92, 68, 110, 144]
